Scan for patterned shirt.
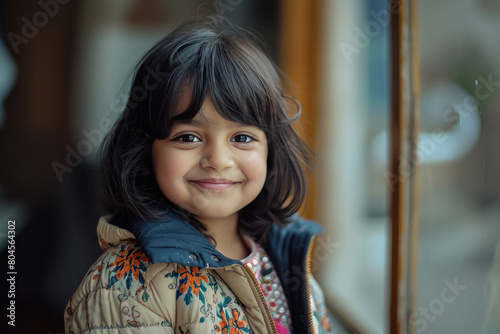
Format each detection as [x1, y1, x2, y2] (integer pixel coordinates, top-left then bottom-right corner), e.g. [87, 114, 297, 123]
[241, 236, 293, 333]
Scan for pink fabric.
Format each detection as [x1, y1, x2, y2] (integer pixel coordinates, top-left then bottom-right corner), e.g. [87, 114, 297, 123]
[275, 321, 290, 334]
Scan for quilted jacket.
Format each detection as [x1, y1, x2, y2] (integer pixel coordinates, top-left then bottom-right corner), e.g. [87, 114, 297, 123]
[64, 212, 333, 334]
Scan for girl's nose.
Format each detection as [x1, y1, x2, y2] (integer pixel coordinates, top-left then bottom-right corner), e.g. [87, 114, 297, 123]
[200, 142, 235, 171]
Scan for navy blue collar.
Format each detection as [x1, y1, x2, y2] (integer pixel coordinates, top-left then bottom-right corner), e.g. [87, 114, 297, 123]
[115, 211, 241, 268]
[111, 211, 322, 269]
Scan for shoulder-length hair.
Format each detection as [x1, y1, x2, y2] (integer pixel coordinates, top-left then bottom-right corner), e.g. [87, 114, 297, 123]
[99, 15, 314, 241]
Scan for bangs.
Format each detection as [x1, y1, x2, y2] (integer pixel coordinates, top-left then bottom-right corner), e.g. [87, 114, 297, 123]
[149, 30, 280, 139]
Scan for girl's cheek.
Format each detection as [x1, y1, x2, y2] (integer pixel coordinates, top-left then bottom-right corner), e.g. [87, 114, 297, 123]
[153, 152, 183, 185]
[245, 149, 268, 166]
[241, 151, 268, 183]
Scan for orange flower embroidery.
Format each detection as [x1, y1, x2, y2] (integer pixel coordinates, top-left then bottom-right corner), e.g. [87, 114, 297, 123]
[98, 235, 109, 250]
[178, 266, 209, 296]
[215, 308, 249, 334]
[91, 265, 103, 280]
[215, 309, 229, 333]
[106, 244, 149, 289]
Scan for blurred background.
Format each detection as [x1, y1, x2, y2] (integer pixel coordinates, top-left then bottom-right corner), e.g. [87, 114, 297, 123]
[1, 0, 499, 333]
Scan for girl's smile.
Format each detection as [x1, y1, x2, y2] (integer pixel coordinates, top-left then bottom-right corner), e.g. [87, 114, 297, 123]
[151, 92, 268, 227]
[189, 178, 241, 191]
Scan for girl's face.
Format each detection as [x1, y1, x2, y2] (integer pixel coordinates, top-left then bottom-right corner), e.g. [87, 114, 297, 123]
[151, 92, 268, 227]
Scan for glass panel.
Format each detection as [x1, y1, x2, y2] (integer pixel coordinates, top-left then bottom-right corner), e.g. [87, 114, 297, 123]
[416, 1, 500, 333]
[316, 0, 390, 332]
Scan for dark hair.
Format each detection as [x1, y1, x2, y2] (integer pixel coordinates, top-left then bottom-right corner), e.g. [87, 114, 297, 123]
[99, 15, 314, 241]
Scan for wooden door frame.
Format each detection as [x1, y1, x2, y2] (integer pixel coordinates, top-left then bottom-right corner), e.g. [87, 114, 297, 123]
[279, 0, 320, 220]
[389, 0, 420, 333]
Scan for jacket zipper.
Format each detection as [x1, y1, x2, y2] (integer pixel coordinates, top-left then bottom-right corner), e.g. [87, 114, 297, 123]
[305, 235, 316, 334]
[242, 264, 278, 334]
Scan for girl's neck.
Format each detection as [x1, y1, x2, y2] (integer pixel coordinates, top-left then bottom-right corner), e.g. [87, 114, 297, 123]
[197, 214, 249, 260]
[215, 232, 249, 261]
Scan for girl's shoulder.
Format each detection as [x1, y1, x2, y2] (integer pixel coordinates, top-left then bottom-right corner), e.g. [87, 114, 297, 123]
[68, 217, 178, 307]
[65, 234, 195, 327]
[88, 239, 151, 295]
[64, 237, 182, 332]
[70, 214, 220, 304]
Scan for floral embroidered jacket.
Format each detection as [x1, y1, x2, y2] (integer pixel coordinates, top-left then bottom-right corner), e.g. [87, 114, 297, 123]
[64, 212, 333, 334]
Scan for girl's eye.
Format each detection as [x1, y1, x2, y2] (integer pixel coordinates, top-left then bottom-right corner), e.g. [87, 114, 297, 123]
[231, 134, 255, 143]
[174, 134, 200, 142]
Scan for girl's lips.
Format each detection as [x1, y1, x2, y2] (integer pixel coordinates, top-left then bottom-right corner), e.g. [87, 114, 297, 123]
[189, 179, 239, 191]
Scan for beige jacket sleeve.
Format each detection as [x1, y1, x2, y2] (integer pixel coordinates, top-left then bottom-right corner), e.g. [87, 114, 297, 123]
[64, 244, 175, 334]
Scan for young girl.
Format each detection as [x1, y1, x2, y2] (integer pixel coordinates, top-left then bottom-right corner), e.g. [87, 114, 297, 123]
[65, 16, 332, 334]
